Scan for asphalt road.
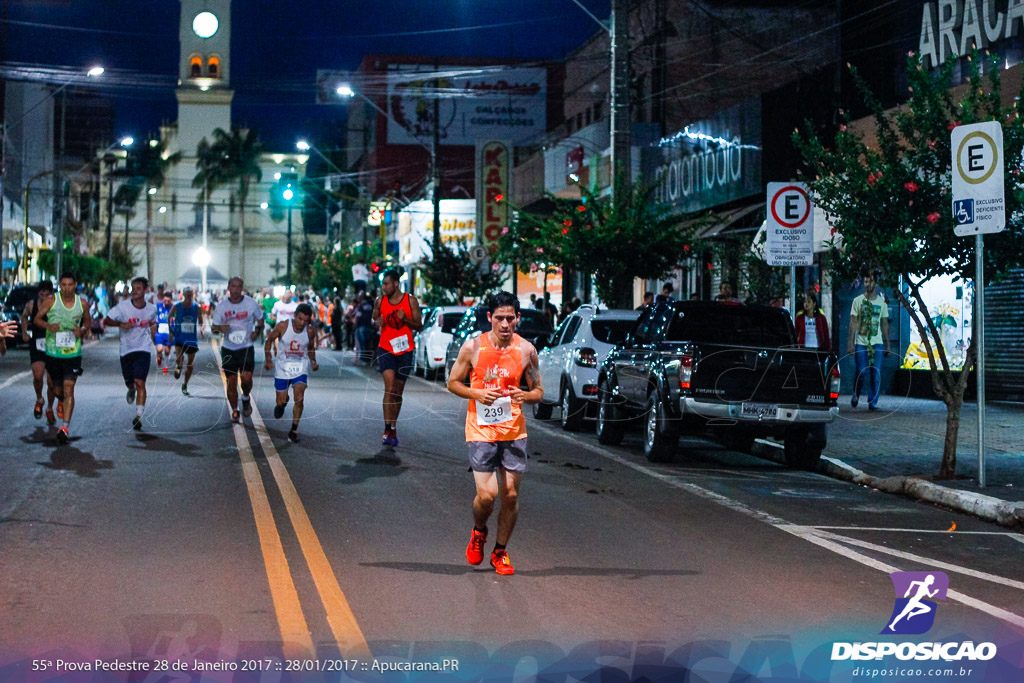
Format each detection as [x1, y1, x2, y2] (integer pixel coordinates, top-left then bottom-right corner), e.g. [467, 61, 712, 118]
[1, 335, 1022, 681]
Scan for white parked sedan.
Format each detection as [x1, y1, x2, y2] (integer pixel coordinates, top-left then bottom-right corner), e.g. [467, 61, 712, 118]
[414, 305, 468, 380]
[534, 305, 639, 431]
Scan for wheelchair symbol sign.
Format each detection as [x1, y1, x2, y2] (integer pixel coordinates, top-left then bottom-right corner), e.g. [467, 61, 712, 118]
[953, 199, 974, 225]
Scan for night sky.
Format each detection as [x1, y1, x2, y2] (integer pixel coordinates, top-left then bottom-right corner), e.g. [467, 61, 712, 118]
[3, 0, 611, 150]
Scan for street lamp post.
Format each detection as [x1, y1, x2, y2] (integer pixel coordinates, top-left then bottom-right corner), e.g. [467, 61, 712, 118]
[283, 186, 295, 282]
[23, 170, 56, 282]
[297, 140, 342, 247]
[335, 84, 439, 253]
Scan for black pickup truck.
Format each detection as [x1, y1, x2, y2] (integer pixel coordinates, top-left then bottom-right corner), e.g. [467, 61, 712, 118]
[596, 300, 840, 469]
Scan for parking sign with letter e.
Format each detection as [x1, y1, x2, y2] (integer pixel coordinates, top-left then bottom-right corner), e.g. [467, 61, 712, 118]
[951, 121, 1005, 236]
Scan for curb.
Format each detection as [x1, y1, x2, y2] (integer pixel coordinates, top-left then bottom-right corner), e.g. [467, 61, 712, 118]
[754, 440, 1024, 530]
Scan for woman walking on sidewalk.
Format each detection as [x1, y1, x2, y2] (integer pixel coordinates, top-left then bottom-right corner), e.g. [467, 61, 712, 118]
[796, 292, 831, 350]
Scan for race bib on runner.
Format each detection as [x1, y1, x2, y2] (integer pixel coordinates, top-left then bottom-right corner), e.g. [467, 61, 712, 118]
[55, 331, 77, 349]
[157, 323, 169, 335]
[228, 330, 248, 345]
[180, 322, 196, 334]
[36, 338, 46, 352]
[281, 361, 303, 378]
[476, 395, 513, 426]
[389, 335, 410, 354]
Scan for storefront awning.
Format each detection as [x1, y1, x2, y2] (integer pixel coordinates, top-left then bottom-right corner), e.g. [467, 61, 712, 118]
[694, 203, 764, 239]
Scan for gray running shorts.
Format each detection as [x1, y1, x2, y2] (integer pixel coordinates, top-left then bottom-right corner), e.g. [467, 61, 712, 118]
[467, 438, 529, 473]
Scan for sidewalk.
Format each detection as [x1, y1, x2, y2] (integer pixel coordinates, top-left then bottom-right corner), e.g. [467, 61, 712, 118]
[764, 396, 1024, 528]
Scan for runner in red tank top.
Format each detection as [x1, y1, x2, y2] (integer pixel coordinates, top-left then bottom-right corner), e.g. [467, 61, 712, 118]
[447, 291, 543, 575]
[372, 268, 422, 446]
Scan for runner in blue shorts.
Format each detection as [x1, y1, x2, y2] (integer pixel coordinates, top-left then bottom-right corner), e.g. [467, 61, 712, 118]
[169, 287, 203, 395]
[265, 303, 318, 443]
[154, 292, 173, 373]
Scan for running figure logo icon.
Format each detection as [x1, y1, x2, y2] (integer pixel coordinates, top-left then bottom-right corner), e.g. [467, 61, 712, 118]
[881, 571, 949, 635]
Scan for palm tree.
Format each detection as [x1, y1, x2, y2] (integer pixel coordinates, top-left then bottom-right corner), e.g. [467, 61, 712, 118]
[193, 126, 264, 280]
[130, 139, 181, 283]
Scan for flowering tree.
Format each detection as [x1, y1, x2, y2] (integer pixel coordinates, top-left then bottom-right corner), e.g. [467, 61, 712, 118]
[794, 52, 1024, 478]
[497, 177, 703, 308]
[419, 242, 508, 306]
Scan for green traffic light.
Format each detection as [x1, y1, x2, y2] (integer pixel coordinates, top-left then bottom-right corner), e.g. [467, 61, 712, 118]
[283, 188, 294, 201]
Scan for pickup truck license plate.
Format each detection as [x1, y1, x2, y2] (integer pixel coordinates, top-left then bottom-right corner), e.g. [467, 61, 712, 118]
[741, 402, 778, 419]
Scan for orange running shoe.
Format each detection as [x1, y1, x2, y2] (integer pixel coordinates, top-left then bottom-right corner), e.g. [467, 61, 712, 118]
[490, 549, 515, 575]
[57, 402, 64, 420]
[45, 409, 56, 425]
[34, 400, 44, 419]
[466, 528, 487, 566]
[56, 426, 69, 444]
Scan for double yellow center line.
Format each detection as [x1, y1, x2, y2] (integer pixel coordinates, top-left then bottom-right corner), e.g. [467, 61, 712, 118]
[212, 338, 369, 659]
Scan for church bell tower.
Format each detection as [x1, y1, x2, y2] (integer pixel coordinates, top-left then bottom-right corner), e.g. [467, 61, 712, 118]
[175, 0, 233, 158]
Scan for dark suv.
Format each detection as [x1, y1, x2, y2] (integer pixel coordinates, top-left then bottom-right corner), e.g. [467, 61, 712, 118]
[444, 305, 554, 381]
[1, 285, 40, 348]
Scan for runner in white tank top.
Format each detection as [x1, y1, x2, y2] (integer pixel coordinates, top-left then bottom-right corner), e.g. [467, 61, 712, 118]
[264, 303, 318, 443]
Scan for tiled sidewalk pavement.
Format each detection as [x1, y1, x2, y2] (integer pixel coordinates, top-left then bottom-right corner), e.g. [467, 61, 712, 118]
[826, 396, 1024, 504]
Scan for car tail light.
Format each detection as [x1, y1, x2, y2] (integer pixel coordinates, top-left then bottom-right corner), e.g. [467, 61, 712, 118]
[829, 365, 840, 400]
[680, 353, 694, 389]
[582, 384, 598, 396]
[574, 347, 598, 368]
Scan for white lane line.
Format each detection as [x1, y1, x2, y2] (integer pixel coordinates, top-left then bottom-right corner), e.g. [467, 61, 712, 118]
[811, 530, 1024, 591]
[530, 419, 1024, 630]
[0, 369, 31, 391]
[811, 526, 1020, 536]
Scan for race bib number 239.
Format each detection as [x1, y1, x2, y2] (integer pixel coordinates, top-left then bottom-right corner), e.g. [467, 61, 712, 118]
[476, 396, 513, 426]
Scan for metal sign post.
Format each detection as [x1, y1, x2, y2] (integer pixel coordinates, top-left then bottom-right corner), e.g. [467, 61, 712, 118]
[951, 121, 1005, 488]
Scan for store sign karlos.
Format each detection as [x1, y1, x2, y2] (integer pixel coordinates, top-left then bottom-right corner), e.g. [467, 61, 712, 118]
[918, 0, 1024, 69]
[477, 140, 511, 251]
[646, 99, 762, 214]
[765, 182, 814, 266]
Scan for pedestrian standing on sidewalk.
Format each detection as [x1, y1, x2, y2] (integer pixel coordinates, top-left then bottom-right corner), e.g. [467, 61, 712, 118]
[354, 293, 374, 364]
[847, 270, 889, 411]
[796, 292, 831, 350]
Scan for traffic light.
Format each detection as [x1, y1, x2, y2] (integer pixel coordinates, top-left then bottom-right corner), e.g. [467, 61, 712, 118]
[370, 262, 381, 274]
[23, 249, 33, 270]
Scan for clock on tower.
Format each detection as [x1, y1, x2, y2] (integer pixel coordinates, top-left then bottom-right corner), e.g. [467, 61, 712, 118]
[178, 0, 230, 86]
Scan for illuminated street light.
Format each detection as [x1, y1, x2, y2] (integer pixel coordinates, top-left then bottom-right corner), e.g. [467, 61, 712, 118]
[336, 85, 355, 98]
[121, 136, 134, 147]
[87, 66, 105, 77]
[159, 206, 167, 214]
[296, 140, 311, 151]
[260, 202, 269, 210]
[147, 187, 157, 195]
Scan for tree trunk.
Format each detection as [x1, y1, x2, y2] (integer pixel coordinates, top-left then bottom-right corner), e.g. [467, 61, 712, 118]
[146, 194, 154, 284]
[238, 181, 247, 282]
[940, 390, 964, 479]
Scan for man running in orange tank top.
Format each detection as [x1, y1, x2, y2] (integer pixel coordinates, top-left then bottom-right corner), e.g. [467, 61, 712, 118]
[372, 268, 422, 446]
[447, 291, 544, 575]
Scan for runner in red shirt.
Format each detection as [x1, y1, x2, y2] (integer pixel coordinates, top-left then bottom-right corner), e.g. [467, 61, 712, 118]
[372, 268, 422, 446]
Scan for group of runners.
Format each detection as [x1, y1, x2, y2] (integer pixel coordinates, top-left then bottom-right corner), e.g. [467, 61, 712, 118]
[7, 268, 543, 575]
